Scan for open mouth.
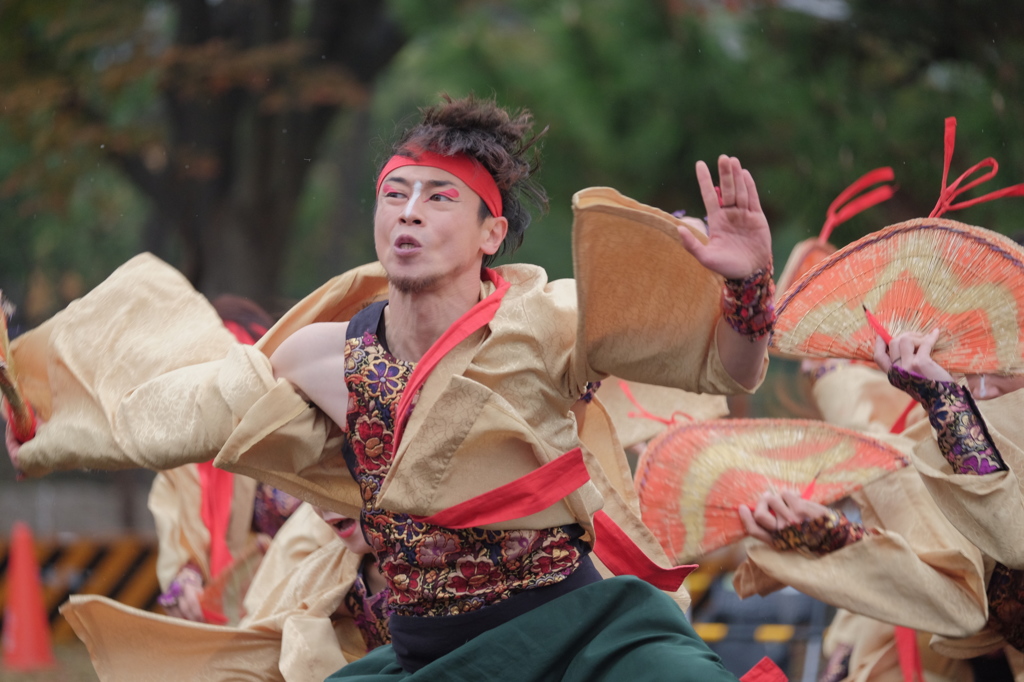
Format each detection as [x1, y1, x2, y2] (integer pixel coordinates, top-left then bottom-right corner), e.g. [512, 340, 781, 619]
[325, 512, 362, 540]
[395, 235, 421, 251]
[329, 516, 358, 539]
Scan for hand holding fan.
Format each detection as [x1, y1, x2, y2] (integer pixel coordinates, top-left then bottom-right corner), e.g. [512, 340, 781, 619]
[771, 118, 1024, 375]
[634, 418, 908, 564]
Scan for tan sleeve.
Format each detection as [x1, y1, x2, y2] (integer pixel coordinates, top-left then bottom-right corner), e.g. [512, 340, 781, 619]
[241, 504, 339, 619]
[569, 187, 766, 397]
[911, 388, 1024, 570]
[148, 467, 209, 589]
[60, 510, 365, 682]
[733, 467, 988, 638]
[11, 255, 388, 482]
[241, 529, 368, 679]
[812, 363, 924, 435]
[61, 596, 287, 682]
[12, 254, 242, 475]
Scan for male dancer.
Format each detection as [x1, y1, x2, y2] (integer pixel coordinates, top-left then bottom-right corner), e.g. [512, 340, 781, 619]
[7, 95, 776, 680]
[270, 95, 773, 679]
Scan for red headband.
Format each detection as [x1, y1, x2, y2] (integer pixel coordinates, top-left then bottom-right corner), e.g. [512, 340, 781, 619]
[376, 149, 503, 217]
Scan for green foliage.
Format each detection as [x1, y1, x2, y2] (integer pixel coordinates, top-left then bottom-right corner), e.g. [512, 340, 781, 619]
[368, 0, 1024, 281]
[3, 0, 1024, 314]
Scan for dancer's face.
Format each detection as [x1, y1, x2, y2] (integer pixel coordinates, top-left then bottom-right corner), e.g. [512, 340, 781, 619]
[374, 165, 507, 294]
[314, 507, 373, 554]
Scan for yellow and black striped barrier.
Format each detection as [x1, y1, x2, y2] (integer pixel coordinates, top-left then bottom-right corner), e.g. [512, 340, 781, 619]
[693, 622, 815, 644]
[0, 535, 162, 642]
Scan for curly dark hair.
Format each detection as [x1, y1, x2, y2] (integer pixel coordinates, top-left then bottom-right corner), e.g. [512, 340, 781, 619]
[381, 94, 549, 267]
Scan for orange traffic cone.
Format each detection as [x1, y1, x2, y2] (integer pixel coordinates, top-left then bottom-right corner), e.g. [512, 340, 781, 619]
[2, 521, 56, 671]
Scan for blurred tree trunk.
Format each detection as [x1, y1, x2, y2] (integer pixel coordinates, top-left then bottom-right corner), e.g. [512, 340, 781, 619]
[118, 0, 404, 305]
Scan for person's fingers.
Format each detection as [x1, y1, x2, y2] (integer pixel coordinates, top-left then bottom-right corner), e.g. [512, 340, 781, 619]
[742, 168, 762, 213]
[179, 587, 205, 622]
[917, 327, 941, 358]
[731, 158, 749, 209]
[5, 424, 21, 470]
[739, 505, 770, 543]
[717, 154, 736, 207]
[780, 490, 824, 520]
[751, 495, 775, 528]
[675, 222, 706, 261]
[894, 334, 921, 366]
[873, 335, 892, 372]
[764, 493, 800, 526]
[696, 160, 721, 216]
[779, 489, 805, 509]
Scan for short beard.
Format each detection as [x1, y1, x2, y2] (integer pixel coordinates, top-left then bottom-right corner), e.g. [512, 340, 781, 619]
[387, 272, 442, 294]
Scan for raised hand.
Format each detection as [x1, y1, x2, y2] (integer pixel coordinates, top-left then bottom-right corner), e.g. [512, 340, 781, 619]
[676, 155, 773, 280]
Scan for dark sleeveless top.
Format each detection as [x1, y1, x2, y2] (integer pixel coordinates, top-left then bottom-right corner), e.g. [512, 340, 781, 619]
[341, 301, 600, 671]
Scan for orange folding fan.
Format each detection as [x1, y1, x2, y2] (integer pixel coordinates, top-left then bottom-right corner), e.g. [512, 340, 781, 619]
[771, 118, 1024, 375]
[635, 418, 908, 564]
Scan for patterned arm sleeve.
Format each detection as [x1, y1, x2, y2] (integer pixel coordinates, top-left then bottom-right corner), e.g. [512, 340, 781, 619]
[888, 365, 1007, 476]
[768, 509, 872, 556]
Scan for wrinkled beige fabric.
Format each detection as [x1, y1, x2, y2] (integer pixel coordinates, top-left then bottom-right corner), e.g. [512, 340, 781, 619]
[733, 363, 991, 682]
[148, 466, 258, 590]
[13, 189, 762, 617]
[594, 378, 729, 451]
[912, 386, 1024, 571]
[822, 609, 974, 682]
[62, 503, 364, 682]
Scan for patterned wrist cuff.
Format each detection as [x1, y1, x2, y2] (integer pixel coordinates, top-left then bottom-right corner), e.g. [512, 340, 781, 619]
[579, 380, 602, 404]
[987, 562, 1024, 651]
[158, 565, 203, 608]
[769, 509, 869, 556]
[889, 366, 1006, 475]
[886, 364, 951, 407]
[722, 266, 776, 342]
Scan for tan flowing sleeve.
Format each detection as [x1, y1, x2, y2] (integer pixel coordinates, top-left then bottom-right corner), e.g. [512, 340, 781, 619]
[148, 466, 259, 589]
[148, 467, 208, 589]
[11, 254, 246, 475]
[733, 466, 989, 638]
[10, 254, 386, 514]
[61, 531, 364, 682]
[568, 187, 767, 398]
[911, 387, 1024, 570]
[241, 503, 339, 618]
[822, 609, 973, 682]
[240, 515, 367, 680]
[812, 363, 924, 435]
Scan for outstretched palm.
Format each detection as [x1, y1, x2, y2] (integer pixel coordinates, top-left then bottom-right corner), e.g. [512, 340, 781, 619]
[676, 155, 773, 280]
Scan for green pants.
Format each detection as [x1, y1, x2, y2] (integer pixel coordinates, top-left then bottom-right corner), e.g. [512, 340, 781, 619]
[326, 576, 738, 682]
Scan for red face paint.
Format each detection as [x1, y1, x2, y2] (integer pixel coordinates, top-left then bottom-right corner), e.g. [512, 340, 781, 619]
[435, 187, 460, 199]
[382, 183, 399, 196]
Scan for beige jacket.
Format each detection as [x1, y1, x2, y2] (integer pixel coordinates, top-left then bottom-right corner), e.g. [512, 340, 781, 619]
[734, 364, 989, 650]
[62, 503, 367, 681]
[911, 387, 1024, 571]
[822, 609, 975, 682]
[148, 466, 259, 591]
[13, 188, 762, 608]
